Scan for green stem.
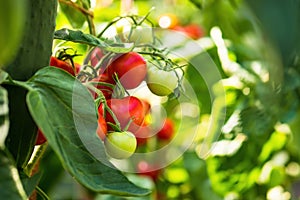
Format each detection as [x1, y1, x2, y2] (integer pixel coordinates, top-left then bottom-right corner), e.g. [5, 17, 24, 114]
[85, 83, 122, 131]
[2, 79, 34, 92]
[36, 186, 51, 200]
[97, 17, 122, 38]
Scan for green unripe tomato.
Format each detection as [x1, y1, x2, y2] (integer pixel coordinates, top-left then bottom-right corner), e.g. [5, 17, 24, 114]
[124, 26, 153, 44]
[116, 19, 153, 45]
[146, 65, 178, 96]
[104, 131, 137, 159]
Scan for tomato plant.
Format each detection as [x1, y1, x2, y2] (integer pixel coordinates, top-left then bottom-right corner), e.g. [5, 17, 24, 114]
[1, 0, 299, 200]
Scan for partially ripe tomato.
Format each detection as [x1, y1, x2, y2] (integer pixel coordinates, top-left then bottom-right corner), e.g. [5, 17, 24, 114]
[146, 65, 178, 96]
[50, 56, 76, 76]
[137, 161, 162, 181]
[35, 129, 47, 145]
[157, 118, 175, 140]
[108, 52, 147, 89]
[104, 131, 137, 159]
[104, 96, 145, 131]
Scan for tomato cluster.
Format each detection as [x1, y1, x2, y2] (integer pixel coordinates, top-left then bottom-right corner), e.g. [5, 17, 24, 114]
[83, 48, 178, 161]
[36, 47, 178, 165]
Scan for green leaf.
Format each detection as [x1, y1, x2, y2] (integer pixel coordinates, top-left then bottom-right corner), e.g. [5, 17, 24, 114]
[59, 1, 86, 29]
[20, 172, 41, 197]
[0, 150, 27, 200]
[0, 86, 9, 148]
[54, 28, 134, 53]
[25, 67, 150, 196]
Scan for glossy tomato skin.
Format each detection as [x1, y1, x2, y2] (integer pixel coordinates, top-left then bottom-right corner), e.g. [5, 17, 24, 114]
[50, 56, 76, 76]
[108, 52, 147, 89]
[35, 129, 47, 145]
[146, 65, 178, 96]
[104, 131, 137, 159]
[104, 96, 145, 131]
[157, 118, 175, 140]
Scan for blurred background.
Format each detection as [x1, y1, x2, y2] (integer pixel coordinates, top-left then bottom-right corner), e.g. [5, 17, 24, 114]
[37, 0, 300, 199]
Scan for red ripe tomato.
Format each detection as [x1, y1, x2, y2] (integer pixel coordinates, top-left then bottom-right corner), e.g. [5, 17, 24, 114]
[35, 129, 47, 145]
[107, 52, 147, 89]
[137, 161, 162, 181]
[183, 24, 204, 39]
[50, 56, 76, 76]
[96, 113, 107, 141]
[104, 96, 145, 131]
[157, 118, 175, 140]
[173, 24, 204, 40]
[90, 73, 114, 99]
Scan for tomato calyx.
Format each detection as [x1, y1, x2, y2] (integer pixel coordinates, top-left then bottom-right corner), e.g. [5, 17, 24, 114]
[51, 48, 82, 76]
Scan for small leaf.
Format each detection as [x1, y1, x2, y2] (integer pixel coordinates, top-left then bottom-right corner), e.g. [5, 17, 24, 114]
[26, 67, 150, 196]
[54, 29, 134, 53]
[0, 150, 27, 200]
